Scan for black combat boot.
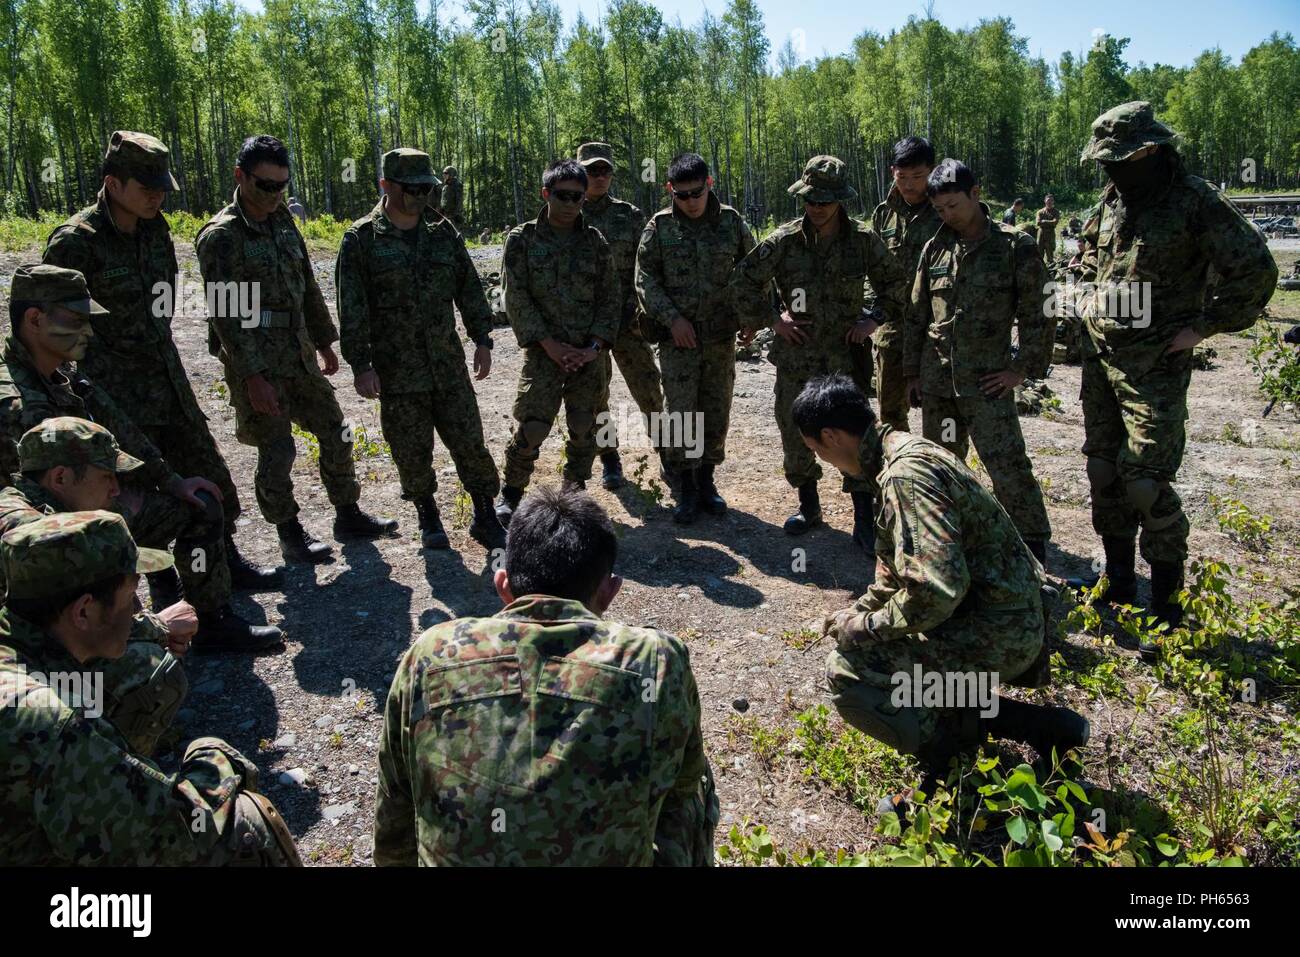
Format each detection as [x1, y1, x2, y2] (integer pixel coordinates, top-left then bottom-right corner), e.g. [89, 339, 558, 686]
[1140, 561, 1185, 663]
[277, 519, 332, 564]
[226, 535, 284, 591]
[191, 605, 284, 655]
[147, 567, 183, 610]
[985, 695, 1091, 761]
[673, 469, 700, 525]
[850, 491, 875, 553]
[1066, 536, 1137, 603]
[600, 450, 625, 490]
[468, 492, 507, 549]
[413, 496, 450, 550]
[783, 481, 823, 535]
[697, 463, 727, 516]
[333, 503, 399, 540]
[495, 485, 524, 526]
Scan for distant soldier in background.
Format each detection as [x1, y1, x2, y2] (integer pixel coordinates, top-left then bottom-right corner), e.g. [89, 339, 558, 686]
[1001, 198, 1024, 225]
[439, 166, 464, 227]
[287, 196, 307, 224]
[1035, 194, 1061, 260]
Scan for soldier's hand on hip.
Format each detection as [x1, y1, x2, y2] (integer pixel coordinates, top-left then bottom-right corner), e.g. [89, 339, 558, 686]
[473, 345, 492, 380]
[1164, 327, 1205, 355]
[775, 310, 811, 345]
[318, 345, 341, 375]
[246, 373, 282, 416]
[168, 475, 224, 508]
[670, 317, 698, 349]
[979, 368, 1025, 399]
[355, 368, 381, 399]
[845, 318, 878, 344]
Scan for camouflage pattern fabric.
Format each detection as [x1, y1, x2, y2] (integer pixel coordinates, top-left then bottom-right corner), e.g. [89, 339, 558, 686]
[823, 429, 1044, 752]
[636, 193, 755, 471]
[730, 209, 913, 489]
[870, 185, 943, 431]
[1074, 138, 1276, 565]
[373, 595, 717, 866]
[502, 347, 608, 488]
[440, 179, 464, 222]
[380, 390, 499, 499]
[1014, 378, 1058, 415]
[1035, 206, 1061, 260]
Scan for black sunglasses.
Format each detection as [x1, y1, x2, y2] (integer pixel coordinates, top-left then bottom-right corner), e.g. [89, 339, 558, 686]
[397, 182, 433, 197]
[671, 184, 708, 201]
[251, 173, 290, 194]
[803, 198, 836, 208]
[550, 189, 586, 205]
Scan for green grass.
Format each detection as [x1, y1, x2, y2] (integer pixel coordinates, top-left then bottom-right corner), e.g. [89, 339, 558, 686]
[0, 209, 350, 253]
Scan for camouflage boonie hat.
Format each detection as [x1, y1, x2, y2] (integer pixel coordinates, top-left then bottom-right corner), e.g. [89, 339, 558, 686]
[443, 165, 458, 179]
[788, 155, 856, 203]
[577, 142, 615, 170]
[1080, 101, 1178, 164]
[1, 510, 173, 601]
[382, 148, 439, 185]
[9, 264, 108, 316]
[105, 131, 179, 190]
[17, 417, 144, 475]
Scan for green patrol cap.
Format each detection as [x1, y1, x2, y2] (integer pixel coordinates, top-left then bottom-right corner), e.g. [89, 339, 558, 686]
[105, 131, 180, 191]
[577, 142, 615, 170]
[9, 264, 108, 316]
[17, 417, 144, 475]
[1, 510, 173, 601]
[382, 148, 439, 185]
[788, 155, 856, 203]
[1080, 101, 1178, 164]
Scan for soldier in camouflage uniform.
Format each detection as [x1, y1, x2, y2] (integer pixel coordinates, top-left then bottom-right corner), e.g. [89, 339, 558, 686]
[577, 141, 666, 490]
[730, 155, 913, 551]
[0, 418, 196, 755]
[375, 485, 717, 866]
[1035, 195, 1061, 261]
[635, 151, 753, 524]
[494, 158, 620, 524]
[905, 159, 1054, 563]
[1071, 102, 1276, 649]
[1, 264, 280, 653]
[439, 166, 464, 227]
[337, 149, 506, 552]
[868, 136, 942, 433]
[1001, 199, 1024, 226]
[0, 511, 299, 865]
[196, 134, 397, 564]
[42, 131, 281, 593]
[794, 376, 1087, 781]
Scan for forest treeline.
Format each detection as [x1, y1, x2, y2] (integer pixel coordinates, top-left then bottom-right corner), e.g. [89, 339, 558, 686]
[1, 0, 1296, 229]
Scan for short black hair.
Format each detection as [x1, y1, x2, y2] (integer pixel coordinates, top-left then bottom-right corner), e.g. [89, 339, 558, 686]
[791, 374, 877, 438]
[927, 159, 977, 198]
[891, 135, 935, 169]
[236, 135, 290, 173]
[668, 152, 709, 184]
[6, 572, 132, 630]
[9, 299, 39, 329]
[504, 485, 617, 603]
[543, 158, 588, 191]
[1013, 198, 1025, 207]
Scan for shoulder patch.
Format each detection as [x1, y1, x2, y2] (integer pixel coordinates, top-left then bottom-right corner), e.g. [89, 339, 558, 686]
[928, 264, 950, 278]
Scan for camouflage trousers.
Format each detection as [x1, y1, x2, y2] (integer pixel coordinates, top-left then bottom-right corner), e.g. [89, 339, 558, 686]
[1039, 232, 1057, 261]
[873, 338, 912, 433]
[658, 337, 735, 472]
[774, 358, 874, 492]
[379, 376, 500, 500]
[826, 606, 1042, 753]
[224, 365, 360, 525]
[140, 390, 243, 537]
[502, 345, 608, 490]
[1080, 351, 1192, 564]
[598, 326, 665, 453]
[127, 486, 231, 613]
[921, 392, 1051, 543]
[100, 632, 188, 757]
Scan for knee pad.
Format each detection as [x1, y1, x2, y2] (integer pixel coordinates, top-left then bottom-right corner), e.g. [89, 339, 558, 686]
[105, 650, 189, 757]
[829, 682, 921, 756]
[1125, 478, 1183, 531]
[1085, 456, 1119, 495]
[518, 419, 552, 453]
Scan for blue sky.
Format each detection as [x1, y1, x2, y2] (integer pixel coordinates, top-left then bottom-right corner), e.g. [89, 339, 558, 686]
[236, 0, 1297, 69]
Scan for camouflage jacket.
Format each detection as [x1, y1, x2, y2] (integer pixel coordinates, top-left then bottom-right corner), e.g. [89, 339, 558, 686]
[195, 190, 337, 381]
[0, 607, 258, 864]
[501, 206, 620, 349]
[729, 210, 913, 373]
[1035, 207, 1060, 236]
[635, 192, 755, 342]
[440, 180, 464, 219]
[42, 191, 206, 428]
[374, 595, 716, 866]
[907, 210, 1053, 397]
[0, 336, 178, 489]
[841, 429, 1043, 643]
[583, 192, 646, 328]
[336, 200, 494, 394]
[870, 186, 943, 349]
[1076, 159, 1277, 369]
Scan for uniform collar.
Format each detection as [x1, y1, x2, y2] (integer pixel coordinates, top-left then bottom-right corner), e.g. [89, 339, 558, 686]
[231, 187, 279, 234]
[95, 187, 169, 240]
[4, 335, 73, 391]
[886, 184, 932, 217]
[585, 193, 613, 215]
[9, 476, 61, 513]
[671, 191, 721, 225]
[534, 204, 586, 240]
[799, 206, 854, 245]
[856, 425, 887, 493]
[0, 607, 83, 674]
[371, 197, 445, 235]
[497, 594, 602, 624]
